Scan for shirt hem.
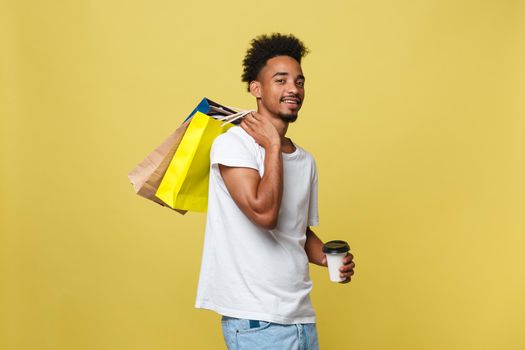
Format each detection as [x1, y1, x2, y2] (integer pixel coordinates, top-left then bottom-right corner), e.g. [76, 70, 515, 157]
[195, 300, 316, 324]
[308, 219, 320, 227]
[211, 158, 259, 171]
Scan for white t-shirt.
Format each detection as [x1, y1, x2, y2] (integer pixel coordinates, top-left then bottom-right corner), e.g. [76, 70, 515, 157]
[195, 126, 319, 324]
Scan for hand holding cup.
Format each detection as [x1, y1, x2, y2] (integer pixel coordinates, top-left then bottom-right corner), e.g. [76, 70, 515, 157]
[322, 240, 355, 284]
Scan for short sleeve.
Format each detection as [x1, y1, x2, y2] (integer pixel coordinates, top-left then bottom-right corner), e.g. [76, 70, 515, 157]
[210, 128, 259, 171]
[307, 160, 319, 226]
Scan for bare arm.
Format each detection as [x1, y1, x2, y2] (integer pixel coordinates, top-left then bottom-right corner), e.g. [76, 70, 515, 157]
[305, 227, 327, 267]
[219, 112, 283, 230]
[306, 227, 356, 283]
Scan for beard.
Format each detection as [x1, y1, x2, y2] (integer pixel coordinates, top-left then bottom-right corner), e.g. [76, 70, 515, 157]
[278, 112, 298, 123]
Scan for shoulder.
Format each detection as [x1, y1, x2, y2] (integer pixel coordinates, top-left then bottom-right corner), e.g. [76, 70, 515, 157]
[294, 143, 317, 166]
[213, 126, 256, 149]
[293, 144, 318, 182]
[210, 126, 261, 166]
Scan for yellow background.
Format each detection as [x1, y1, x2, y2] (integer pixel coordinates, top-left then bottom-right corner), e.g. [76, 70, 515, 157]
[1, 0, 524, 349]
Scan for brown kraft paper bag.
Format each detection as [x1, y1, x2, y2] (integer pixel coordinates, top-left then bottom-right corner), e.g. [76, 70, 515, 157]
[127, 120, 191, 215]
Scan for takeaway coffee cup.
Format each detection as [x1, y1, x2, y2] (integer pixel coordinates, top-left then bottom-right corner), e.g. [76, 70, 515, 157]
[322, 240, 350, 282]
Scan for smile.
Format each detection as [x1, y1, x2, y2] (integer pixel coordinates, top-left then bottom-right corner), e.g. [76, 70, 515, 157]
[281, 98, 301, 105]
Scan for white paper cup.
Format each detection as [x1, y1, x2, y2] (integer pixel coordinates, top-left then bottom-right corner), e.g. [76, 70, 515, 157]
[322, 240, 350, 282]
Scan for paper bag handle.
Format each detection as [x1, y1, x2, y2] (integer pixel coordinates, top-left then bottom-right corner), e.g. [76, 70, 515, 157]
[217, 110, 254, 127]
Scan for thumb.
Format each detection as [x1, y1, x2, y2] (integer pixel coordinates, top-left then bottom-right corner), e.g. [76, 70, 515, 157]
[321, 255, 327, 267]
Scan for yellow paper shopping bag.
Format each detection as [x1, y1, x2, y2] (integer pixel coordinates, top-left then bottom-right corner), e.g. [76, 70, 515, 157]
[155, 111, 234, 212]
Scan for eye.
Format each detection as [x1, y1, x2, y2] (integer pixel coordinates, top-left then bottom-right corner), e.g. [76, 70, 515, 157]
[275, 79, 285, 84]
[296, 81, 305, 87]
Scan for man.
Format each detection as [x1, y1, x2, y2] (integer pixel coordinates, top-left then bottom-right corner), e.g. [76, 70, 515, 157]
[195, 33, 355, 349]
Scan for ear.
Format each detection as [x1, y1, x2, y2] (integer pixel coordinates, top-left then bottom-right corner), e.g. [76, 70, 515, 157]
[249, 80, 262, 99]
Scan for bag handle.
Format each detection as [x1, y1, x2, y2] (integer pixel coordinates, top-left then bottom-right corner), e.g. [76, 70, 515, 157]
[221, 104, 243, 113]
[217, 110, 254, 127]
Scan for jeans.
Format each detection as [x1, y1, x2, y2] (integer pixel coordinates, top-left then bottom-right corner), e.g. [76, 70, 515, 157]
[221, 316, 320, 350]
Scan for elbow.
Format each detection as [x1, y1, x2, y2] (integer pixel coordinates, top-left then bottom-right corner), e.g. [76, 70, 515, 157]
[253, 212, 278, 231]
[261, 219, 278, 231]
[247, 200, 280, 230]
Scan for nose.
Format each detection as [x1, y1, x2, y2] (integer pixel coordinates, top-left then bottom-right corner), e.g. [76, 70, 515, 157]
[286, 81, 298, 94]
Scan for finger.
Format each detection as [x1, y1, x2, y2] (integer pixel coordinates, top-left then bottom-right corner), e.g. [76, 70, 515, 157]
[251, 112, 265, 125]
[240, 121, 253, 133]
[243, 114, 257, 125]
[339, 262, 355, 272]
[343, 253, 354, 264]
[340, 270, 354, 278]
[340, 267, 354, 275]
[339, 276, 352, 284]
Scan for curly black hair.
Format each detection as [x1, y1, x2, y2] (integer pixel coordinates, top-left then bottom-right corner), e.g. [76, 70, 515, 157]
[241, 33, 309, 91]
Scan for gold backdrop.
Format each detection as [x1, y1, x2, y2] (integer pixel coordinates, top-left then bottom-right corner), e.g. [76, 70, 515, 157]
[1, 0, 524, 349]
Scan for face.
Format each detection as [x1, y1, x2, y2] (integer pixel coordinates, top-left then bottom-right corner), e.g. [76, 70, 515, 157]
[251, 55, 305, 123]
